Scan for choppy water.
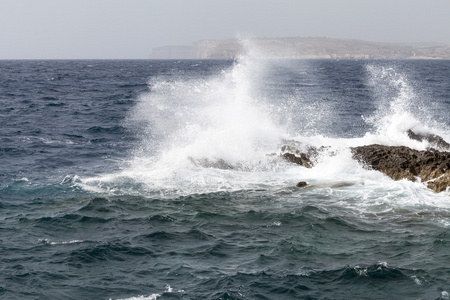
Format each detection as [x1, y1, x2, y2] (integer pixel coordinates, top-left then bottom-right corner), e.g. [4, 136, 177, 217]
[1, 50, 450, 299]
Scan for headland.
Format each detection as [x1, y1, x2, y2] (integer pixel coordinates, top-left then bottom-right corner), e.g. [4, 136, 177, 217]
[151, 37, 450, 60]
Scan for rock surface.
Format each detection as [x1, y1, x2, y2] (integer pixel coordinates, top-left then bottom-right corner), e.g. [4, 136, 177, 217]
[351, 144, 450, 193]
[281, 131, 450, 193]
[280, 141, 329, 168]
[189, 131, 450, 193]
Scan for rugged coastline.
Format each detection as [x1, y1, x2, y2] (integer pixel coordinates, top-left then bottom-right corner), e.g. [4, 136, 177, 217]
[151, 37, 450, 60]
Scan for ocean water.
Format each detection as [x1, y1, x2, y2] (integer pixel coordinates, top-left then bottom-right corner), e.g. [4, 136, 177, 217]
[1, 53, 450, 300]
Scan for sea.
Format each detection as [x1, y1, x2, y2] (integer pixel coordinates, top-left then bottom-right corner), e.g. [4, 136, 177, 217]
[1, 50, 450, 299]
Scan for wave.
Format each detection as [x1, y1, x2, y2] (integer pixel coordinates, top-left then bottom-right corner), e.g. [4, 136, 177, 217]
[362, 64, 449, 148]
[108, 263, 443, 300]
[111, 285, 183, 300]
[78, 40, 450, 207]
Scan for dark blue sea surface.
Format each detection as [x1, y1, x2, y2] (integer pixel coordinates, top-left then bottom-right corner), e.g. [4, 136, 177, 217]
[1, 58, 450, 299]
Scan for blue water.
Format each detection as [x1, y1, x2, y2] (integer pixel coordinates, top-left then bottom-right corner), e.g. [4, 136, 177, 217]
[1, 57, 450, 300]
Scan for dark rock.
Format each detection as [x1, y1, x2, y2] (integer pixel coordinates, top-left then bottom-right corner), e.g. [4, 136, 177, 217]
[282, 130, 450, 193]
[280, 140, 330, 168]
[282, 152, 313, 168]
[407, 129, 450, 150]
[352, 144, 450, 193]
[296, 181, 308, 187]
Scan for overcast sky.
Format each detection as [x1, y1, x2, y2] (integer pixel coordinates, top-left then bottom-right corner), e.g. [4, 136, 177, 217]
[1, 0, 449, 59]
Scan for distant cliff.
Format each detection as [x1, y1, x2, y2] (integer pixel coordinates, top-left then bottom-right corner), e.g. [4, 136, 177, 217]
[150, 37, 450, 60]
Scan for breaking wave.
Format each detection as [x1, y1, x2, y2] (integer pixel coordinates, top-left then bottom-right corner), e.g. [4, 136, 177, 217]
[78, 41, 450, 208]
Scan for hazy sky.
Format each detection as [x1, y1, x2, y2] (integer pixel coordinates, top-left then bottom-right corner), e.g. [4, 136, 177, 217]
[1, 0, 449, 59]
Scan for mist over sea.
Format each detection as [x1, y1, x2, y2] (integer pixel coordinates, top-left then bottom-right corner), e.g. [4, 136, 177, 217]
[1, 51, 450, 299]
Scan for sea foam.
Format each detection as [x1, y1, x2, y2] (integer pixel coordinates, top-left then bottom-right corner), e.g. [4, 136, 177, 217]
[79, 40, 450, 209]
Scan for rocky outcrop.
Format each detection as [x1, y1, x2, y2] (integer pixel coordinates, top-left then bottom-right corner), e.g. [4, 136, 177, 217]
[280, 141, 329, 168]
[188, 131, 450, 193]
[282, 131, 450, 193]
[351, 145, 450, 193]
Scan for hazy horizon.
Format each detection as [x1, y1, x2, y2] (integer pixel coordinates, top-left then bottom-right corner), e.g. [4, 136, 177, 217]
[1, 0, 449, 59]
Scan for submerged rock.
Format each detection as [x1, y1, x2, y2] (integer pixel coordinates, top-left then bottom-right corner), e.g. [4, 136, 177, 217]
[296, 181, 308, 187]
[296, 181, 362, 189]
[351, 144, 450, 193]
[189, 157, 234, 170]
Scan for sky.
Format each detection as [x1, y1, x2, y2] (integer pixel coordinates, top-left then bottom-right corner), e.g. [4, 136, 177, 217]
[1, 0, 449, 59]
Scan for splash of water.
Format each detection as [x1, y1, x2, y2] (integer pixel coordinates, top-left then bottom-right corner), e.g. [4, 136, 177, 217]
[80, 41, 296, 195]
[361, 64, 447, 149]
[127, 48, 286, 172]
[79, 42, 450, 206]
